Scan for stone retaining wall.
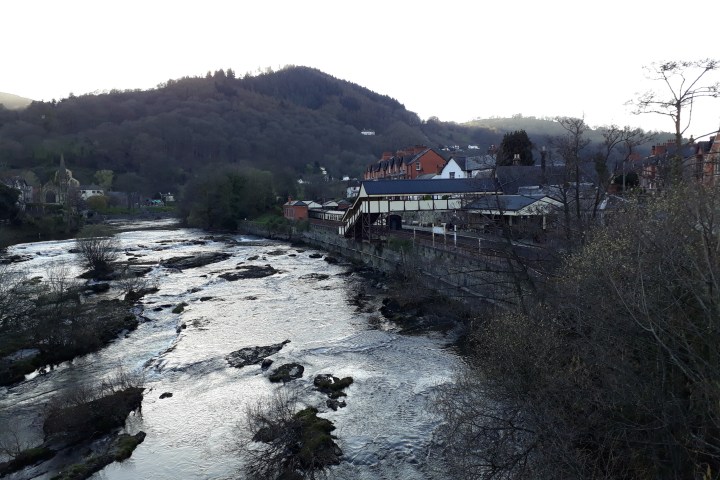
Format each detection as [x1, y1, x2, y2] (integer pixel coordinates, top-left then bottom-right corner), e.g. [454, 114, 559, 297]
[239, 222, 526, 310]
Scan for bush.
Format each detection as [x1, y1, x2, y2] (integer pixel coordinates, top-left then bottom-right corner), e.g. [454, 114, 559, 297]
[240, 389, 341, 479]
[75, 225, 119, 275]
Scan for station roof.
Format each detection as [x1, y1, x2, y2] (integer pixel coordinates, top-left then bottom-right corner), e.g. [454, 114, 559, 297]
[359, 178, 498, 197]
[465, 194, 557, 212]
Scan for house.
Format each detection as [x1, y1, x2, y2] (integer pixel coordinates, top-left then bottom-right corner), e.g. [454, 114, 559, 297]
[435, 157, 466, 179]
[625, 139, 696, 191]
[346, 179, 361, 198]
[0, 176, 33, 210]
[689, 131, 720, 185]
[78, 185, 104, 200]
[435, 155, 496, 179]
[363, 145, 447, 180]
[283, 198, 322, 221]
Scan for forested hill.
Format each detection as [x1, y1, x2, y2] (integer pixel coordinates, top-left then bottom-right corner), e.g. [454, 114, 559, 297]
[467, 115, 673, 149]
[0, 66, 665, 197]
[0, 66, 494, 195]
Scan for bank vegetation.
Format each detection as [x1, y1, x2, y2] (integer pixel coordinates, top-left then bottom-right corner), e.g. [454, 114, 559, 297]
[435, 181, 720, 479]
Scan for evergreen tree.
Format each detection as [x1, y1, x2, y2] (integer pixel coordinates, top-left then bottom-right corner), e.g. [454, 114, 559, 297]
[498, 130, 534, 166]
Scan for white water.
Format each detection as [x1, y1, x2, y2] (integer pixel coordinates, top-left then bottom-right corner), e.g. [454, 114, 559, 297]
[0, 221, 460, 479]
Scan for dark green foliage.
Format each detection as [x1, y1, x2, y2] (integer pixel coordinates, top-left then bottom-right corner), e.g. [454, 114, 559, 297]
[0, 183, 21, 220]
[179, 167, 276, 229]
[498, 129, 534, 166]
[611, 171, 640, 189]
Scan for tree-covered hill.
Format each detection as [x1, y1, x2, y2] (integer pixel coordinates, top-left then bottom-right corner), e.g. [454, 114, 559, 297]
[1, 67, 460, 195]
[0, 66, 667, 198]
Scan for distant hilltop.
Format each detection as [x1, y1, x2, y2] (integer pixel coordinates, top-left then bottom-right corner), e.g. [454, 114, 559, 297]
[0, 92, 33, 110]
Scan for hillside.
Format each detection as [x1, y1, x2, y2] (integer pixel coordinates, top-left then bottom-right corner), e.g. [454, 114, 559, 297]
[466, 115, 674, 152]
[0, 92, 33, 110]
[0, 67, 666, 198]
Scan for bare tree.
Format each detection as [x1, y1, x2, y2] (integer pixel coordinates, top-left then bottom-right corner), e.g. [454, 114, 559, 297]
[552, 117, 592, 244]
[592, 125, 651, 216]
[629, 59, 720, 175]
[0, 419, 33, 460]
[0, 266, 37, 334]
[75, 225, 119, 275]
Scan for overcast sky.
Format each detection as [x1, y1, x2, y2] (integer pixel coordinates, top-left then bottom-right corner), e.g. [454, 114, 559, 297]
[3, 0, 719, 139]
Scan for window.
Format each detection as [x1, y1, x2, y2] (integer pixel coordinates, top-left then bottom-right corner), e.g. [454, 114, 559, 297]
[416, 163, 421, 171]
[449, 172, 455, 179]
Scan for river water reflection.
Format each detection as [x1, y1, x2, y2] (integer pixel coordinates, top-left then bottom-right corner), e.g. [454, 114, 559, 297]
[1, 221, 460, 479]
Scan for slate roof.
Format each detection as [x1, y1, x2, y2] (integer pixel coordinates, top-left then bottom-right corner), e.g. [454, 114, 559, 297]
[450, 155, 495, 173]
[360, 178, 498, 197]
[496, 165, 599, 194]
[465, 194, 555, 212]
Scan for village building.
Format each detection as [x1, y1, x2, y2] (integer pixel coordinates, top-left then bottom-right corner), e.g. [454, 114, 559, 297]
[42, 154, 80, 205]
[78, 185, 104, 200]
[363, 145, 447, 180]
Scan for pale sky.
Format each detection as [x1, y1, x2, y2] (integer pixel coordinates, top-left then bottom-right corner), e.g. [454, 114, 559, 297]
[3, 0, 719, 139]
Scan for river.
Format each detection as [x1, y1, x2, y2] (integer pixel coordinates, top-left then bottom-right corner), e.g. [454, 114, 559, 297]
[0, 220, 461, 479]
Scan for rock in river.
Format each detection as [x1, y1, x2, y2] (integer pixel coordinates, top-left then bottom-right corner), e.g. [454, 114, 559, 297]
[226, 340, 290, 368]
[219, 264, 278, 281]
[160, 252, 232, 270]
[268, 363, 305, 383]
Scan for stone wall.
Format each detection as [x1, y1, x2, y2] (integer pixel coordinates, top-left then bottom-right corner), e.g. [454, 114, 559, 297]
[239, 221, 527, 310]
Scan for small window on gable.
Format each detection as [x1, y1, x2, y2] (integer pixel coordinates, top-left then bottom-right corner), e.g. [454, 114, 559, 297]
[416, 163, 421, 171]
[449, 172, 455, 179]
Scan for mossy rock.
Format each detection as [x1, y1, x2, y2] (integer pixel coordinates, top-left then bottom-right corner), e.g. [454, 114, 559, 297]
[294, 407, 342, 469]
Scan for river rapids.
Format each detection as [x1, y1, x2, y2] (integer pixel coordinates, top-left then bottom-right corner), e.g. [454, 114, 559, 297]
[0, 220, 461, 479]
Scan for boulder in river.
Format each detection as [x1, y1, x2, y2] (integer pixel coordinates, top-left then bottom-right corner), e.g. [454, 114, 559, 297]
[226, 340, 290, 368]
[314, 374, 354, 399]
[268, 363, 304, 383]
[160, 252, 232, 270]
[220, 264, 278, 281]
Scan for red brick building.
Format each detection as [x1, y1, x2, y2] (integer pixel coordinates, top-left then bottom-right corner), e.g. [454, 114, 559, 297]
[363, 145, 447, 180]
[282, 199, 321, 221]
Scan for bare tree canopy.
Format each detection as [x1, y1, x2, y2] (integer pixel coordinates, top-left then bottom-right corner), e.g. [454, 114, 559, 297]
[630, 59, 720, 145]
